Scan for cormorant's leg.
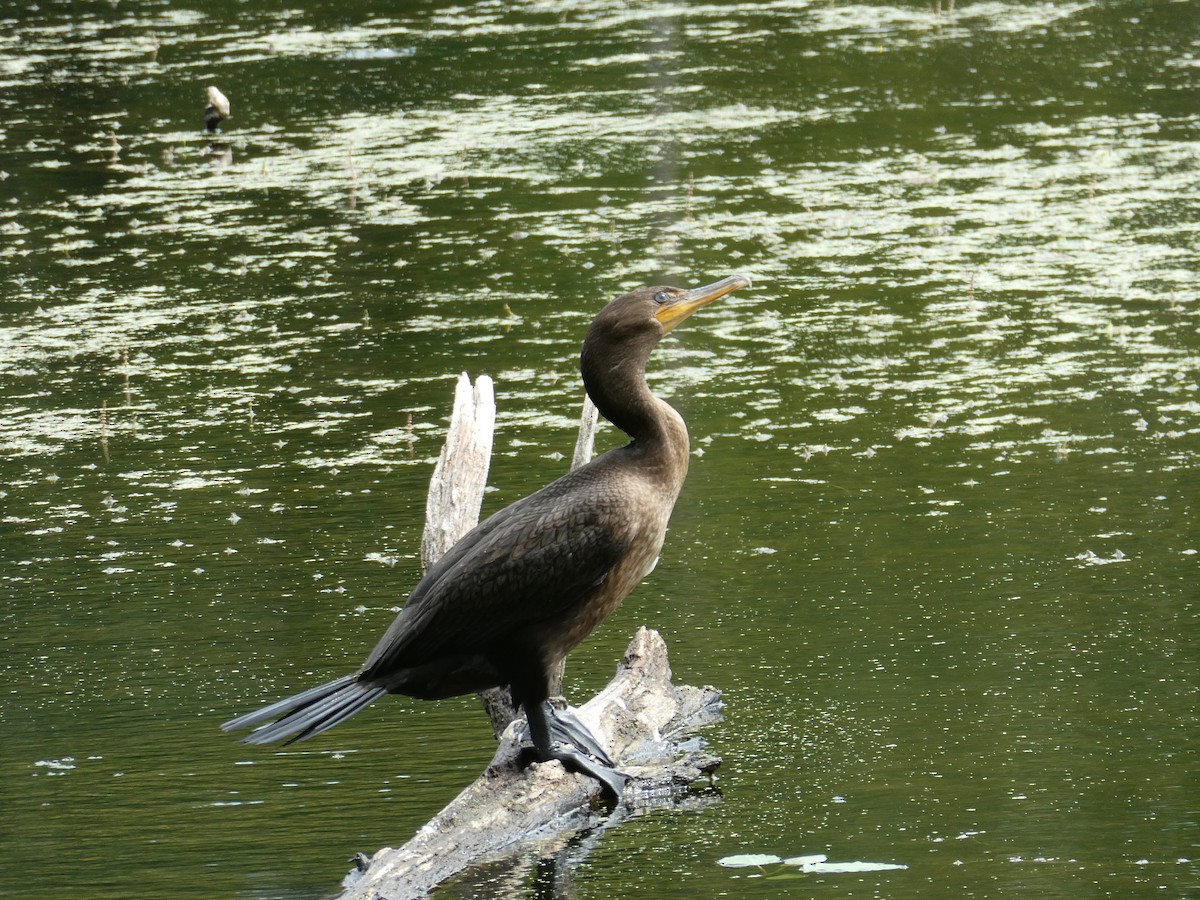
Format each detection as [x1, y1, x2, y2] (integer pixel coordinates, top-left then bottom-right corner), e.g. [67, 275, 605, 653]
[523, 701, 627, 799]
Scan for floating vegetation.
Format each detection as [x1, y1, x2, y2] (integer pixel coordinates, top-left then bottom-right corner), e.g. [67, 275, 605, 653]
[718, 852, 908, 874]
[1074, 549, 1128, 566]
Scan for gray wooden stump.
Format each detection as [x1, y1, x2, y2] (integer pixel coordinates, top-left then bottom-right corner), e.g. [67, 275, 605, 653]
[338, 374, 723, 900]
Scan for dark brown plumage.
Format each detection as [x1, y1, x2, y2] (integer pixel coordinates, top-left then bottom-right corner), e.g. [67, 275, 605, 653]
[222, 274, 751, 794]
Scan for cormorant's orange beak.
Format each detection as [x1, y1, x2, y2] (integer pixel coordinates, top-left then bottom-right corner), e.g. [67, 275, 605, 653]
[654, 273, 752, 333]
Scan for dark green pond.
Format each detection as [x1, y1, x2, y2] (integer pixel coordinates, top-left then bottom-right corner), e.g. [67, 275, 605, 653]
[2, 0, 1197, 897]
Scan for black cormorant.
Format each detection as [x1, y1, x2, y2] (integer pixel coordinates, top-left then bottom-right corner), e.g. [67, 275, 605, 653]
[222, 274, 752, 796]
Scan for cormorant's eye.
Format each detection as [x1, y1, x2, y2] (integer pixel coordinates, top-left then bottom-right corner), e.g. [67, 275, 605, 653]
[653, 290, 671, 304]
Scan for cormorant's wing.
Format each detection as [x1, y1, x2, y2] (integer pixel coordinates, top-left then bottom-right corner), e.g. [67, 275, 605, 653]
[359, 479, 628, 678]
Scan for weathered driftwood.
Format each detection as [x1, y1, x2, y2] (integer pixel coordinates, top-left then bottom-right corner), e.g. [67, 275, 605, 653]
[570, 394, 599, 472]
[416, 374, 516, 738]
[420, 372, 495, 571]
[338, 374, 723, 900]
[341, 628, 723, 900]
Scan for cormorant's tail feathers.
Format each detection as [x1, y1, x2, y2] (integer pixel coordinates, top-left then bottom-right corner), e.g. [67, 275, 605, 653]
[221, 675, 387, 745]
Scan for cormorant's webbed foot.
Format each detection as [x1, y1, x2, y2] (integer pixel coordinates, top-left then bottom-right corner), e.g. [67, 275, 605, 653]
[539, 744, 629, 799]
[544, 703, 615, 766]
[522, 701, 627, 799]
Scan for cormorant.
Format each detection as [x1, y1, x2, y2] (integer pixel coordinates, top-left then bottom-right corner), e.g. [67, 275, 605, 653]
[222, 273, 752, 796]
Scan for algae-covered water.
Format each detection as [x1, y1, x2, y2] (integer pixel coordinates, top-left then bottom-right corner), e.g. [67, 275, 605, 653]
[2, 1, 1197, 897]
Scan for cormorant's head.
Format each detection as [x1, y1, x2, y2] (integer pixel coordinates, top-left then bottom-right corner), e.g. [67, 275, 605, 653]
[581, 274, 752, 432]
[588, 273, 752, 349]
[645, 273, 752, 334]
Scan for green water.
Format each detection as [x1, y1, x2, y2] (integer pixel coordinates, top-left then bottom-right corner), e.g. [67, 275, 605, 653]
[2, 0, 1197, 897]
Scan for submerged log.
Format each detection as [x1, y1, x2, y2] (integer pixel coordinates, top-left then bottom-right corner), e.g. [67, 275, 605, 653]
[338, 373, 723, 899]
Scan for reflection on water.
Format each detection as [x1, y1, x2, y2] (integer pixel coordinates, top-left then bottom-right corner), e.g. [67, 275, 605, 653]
[2, 1, 1197, 898]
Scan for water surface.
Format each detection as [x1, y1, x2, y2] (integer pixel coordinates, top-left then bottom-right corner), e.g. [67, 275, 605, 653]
[2, 1, 1197, 897]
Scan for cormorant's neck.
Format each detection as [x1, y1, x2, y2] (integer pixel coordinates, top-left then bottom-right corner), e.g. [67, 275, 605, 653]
[580, 329, 689, 473]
